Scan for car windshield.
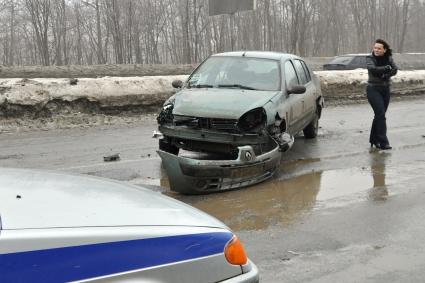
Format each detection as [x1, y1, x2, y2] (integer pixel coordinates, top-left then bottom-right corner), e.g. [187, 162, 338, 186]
[329, 56, 354, 64]
[187, 56, 281, 91]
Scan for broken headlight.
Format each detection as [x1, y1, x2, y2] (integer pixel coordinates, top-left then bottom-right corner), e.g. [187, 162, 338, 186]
[157, 99, 175, 124]
[237, 107, 267, 133]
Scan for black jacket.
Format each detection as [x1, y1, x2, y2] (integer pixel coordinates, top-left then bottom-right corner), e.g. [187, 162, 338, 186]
[366, 54, 398, 86]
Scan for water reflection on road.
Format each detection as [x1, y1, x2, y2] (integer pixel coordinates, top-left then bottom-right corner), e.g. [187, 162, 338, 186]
[159, 154, 395, 231]
[167, 171, 322, 231]
[368, 152, 388, 202]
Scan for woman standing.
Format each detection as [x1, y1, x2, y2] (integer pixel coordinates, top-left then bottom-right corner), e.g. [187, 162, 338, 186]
[366, 39, 398, 150]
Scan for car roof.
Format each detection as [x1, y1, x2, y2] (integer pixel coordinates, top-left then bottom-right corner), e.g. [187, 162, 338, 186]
[335, 53, 369, 57]
[212, 51, 302, 61]
[0, 168, 226, 230]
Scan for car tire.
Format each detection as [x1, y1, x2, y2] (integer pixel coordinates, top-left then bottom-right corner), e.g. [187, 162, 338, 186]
[159, 139, 179, 155]
[303, 112, 319, 139]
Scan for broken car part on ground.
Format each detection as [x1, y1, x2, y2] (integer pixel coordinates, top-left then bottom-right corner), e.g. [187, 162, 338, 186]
[156, 51, 324, 194]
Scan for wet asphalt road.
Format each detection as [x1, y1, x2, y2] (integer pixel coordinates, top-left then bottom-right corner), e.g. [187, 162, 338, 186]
[1, 98, 425, 282]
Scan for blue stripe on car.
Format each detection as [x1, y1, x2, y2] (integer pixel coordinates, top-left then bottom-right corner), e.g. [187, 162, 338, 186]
[0, 232, 233, 283]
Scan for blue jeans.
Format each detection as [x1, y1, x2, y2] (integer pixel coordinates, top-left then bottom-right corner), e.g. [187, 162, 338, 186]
[367, 85, 390, 146]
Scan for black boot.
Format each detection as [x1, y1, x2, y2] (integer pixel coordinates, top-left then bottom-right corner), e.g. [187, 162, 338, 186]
[379, 144, 392, 150]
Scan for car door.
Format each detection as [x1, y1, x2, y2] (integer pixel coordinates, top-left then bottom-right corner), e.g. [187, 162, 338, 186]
[300, 60, 317, 116]
[292, 59, 316, 131]
[282, 60, 304, 135]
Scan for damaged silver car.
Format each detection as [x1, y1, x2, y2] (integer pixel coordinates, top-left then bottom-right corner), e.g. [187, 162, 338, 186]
[157, 51, 324, 194]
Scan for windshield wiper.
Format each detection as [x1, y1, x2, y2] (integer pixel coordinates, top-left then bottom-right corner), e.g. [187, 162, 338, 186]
[188, 84, 214, 89]
[217, 84, 256, 90]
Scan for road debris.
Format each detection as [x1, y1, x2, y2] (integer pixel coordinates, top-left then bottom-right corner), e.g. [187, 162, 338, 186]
[69, 78, 78, 85]
[103, 153, 120, 162]
[152, 130, 163, 138]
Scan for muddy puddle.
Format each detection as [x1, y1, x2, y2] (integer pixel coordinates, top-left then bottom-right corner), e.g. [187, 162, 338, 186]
[137, 147, 425, 232]
[150, 157, 402, 232]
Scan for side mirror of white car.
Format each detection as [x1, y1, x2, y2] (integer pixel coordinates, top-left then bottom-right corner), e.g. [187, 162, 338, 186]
[172, 80, 183, 88]
[287, 85, 306, 95]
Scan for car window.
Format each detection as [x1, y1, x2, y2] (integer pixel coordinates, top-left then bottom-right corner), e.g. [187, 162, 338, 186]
[352, 56, 367, 66]
[300, 61, 311, 82]
[284, 61, 299, 88]
[293, 60, 308, 85]
[187, 56, 281, 91]
[329, 56, 354, 64]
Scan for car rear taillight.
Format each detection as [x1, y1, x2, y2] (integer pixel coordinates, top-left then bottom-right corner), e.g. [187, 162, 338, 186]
[224, 235, 248, 265]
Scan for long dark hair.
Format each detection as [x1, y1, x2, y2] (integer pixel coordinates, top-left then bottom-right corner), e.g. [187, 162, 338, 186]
[375, 38, 393, 57]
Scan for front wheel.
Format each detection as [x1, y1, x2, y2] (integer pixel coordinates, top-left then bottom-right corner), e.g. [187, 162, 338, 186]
[159, 139, 179, 155]
[303, 112, 319, 139]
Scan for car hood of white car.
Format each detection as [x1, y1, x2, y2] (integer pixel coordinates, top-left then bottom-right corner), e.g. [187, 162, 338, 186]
[0, 168, 227, 230]
[172, 88, 280, 119]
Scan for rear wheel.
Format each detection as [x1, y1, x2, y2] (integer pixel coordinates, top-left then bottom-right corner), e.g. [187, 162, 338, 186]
[303, 112, 319, 139]
[159, 139, 179, 155]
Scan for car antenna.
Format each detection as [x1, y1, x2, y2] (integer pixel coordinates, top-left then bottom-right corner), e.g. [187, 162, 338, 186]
[242, 52, 246, 57]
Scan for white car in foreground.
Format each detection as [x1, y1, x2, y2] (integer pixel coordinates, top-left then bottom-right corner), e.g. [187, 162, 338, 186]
[0, 168, 259, 283]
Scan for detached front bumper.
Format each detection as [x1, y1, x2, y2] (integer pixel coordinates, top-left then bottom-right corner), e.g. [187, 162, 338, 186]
[157, 141, 282, 194]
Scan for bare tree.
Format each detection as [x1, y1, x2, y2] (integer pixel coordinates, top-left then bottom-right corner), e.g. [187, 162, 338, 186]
[181, 0, 191, 63]
[81, 0, 105, 64]
[398, 0, 410, 52]
[73, 2, 83, 65]
[2, 0, 423, 66]
[51, 0, 67, 65]
[25, 0, 51, 65]
[6, 0, 17, 65]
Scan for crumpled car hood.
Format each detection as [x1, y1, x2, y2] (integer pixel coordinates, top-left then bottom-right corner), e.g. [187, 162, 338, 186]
[172, 88, 280, 119]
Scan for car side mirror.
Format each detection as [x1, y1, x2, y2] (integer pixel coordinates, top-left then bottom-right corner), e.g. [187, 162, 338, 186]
[287, 85, 306, 95]
[172, 80, 183, 89]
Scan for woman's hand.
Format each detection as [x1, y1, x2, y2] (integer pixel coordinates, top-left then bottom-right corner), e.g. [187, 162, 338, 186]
[384, 65, 392, 72]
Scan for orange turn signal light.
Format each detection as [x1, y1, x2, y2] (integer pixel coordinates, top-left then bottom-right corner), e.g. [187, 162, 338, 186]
[224, 235, 248, 265]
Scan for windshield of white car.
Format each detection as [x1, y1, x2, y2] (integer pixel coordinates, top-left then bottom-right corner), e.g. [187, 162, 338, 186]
[187, 56, 281, 91]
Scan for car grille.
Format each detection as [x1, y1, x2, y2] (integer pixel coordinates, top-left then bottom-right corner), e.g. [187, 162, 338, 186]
[173, 115, 238, 131]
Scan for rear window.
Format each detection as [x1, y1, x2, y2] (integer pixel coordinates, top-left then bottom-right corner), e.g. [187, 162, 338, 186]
[329, 56, 354, 64]
[352, 56, 367, 66]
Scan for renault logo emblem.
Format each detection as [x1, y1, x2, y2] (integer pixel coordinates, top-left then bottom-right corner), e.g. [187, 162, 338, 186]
[245, 151, 252, 161]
